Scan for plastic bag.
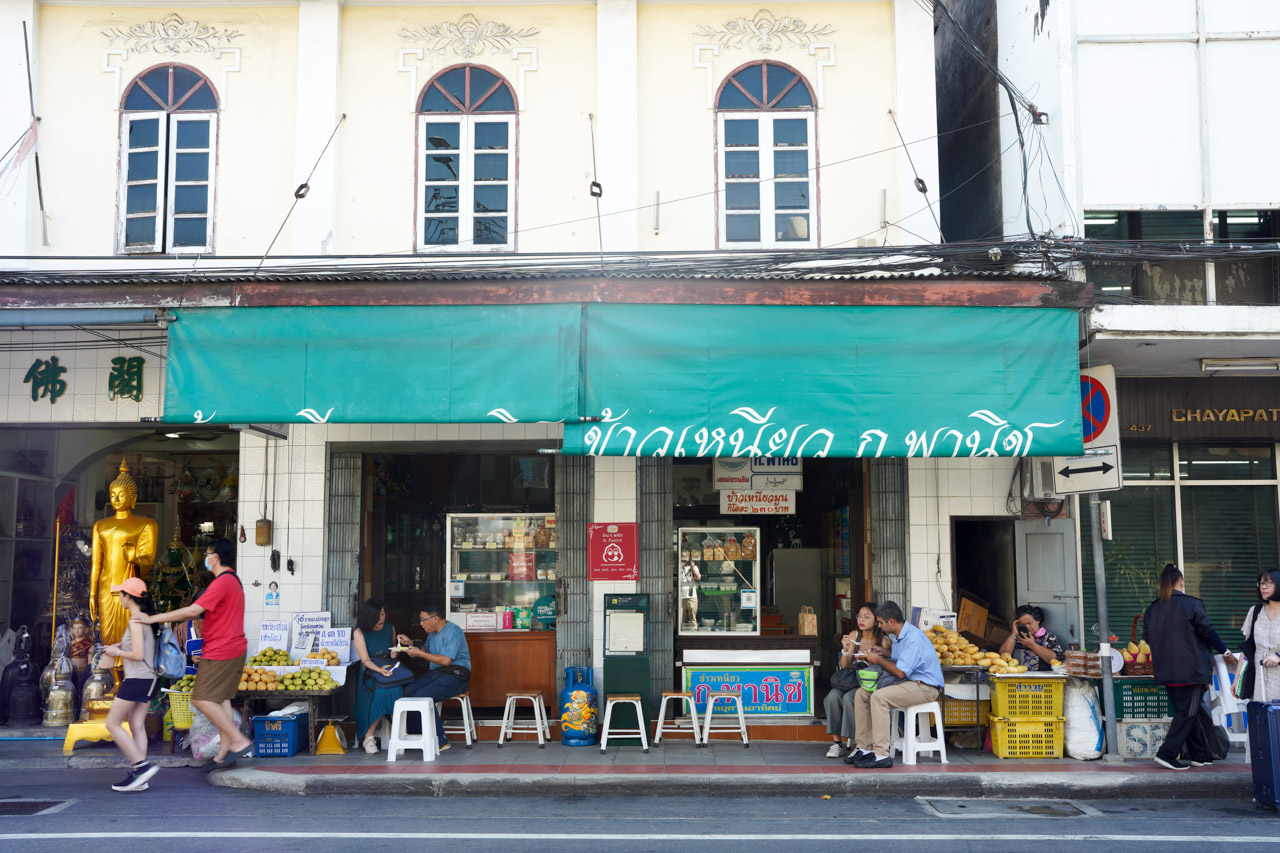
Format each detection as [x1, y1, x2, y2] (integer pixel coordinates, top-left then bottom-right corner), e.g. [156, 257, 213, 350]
[1063, 676, 1103, 760]
[0, 628, 15, 672]
[187, 706, 244, 760]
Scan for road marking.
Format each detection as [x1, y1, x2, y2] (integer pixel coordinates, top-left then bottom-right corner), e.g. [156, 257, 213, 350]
[0, 834, 1277, 843]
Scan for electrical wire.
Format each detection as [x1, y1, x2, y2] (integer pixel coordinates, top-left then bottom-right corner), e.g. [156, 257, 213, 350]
[887, 108, 943, 242]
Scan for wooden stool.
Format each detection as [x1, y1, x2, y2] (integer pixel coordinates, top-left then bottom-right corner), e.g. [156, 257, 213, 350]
[654, 690, 703, 746]
[599, 694, 649, 753]
[385, 698, 438, 762]
[64, 720, 129, 755]
[441, 691, 478, 749]
[702, 690, 749, 747]
[498, 691, 550, 747]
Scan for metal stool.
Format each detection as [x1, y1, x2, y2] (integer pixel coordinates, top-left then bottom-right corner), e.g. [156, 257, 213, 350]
[702, 689, 749, 747]
[385, 698, 439, 762]
[654, 690, 703, 746]
[441, 691, 478, 748]
[498, 691, 550, 747]
[599, 694, 649, 753]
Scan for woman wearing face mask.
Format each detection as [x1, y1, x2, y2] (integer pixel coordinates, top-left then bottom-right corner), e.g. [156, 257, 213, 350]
[997, 605, 1065, 672]
[822, 603, 891, 758]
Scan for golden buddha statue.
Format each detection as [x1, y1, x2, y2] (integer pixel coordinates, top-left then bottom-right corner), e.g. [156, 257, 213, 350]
[89, 460, 158, 686]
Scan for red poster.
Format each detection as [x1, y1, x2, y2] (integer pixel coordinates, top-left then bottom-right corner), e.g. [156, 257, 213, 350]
[587, 522, 639, 581]
[508, 552, 536, 581]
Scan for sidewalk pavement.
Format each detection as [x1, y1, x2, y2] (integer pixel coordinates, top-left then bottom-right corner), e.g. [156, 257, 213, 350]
[3, 734, 1258, 800]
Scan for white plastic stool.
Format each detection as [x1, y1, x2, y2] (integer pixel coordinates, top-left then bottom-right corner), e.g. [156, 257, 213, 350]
[385, 697, 439, 762]
[498, 691, 551, 747]
[654, 690, 703, 746]
[890, 701, 948, 765]
[702, 690, 750, 747]
[441, 691, 478, 749]
[599, 694, 649, 753]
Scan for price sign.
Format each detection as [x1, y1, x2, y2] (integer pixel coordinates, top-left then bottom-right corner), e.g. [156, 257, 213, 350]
[257, 621, 289, 653]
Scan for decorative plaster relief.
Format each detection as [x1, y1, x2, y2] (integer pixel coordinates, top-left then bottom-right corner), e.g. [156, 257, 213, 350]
[807, 43, 836, 109]
[693, 9, 834, 54]
[693, 44, 721, 109]
[102, 13, 242, 55]
[398, 13, 538, 58]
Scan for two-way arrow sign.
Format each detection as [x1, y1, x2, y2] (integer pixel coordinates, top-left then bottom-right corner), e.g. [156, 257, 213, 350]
[1058, 461, 1115, 478]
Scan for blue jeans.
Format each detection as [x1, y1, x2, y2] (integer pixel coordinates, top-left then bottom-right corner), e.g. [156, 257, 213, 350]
[403, 670, 469, 743]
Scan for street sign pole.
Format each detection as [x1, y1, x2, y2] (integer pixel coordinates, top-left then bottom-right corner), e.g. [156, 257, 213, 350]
[1089, 492, 1120, 761]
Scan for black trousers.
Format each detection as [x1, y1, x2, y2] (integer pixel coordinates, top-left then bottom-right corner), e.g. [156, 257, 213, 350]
[1157, 684, 1212, 762]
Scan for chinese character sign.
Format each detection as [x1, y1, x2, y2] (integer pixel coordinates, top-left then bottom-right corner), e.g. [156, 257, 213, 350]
[108, 356, 145, 402]
[24, 357, 67, 403]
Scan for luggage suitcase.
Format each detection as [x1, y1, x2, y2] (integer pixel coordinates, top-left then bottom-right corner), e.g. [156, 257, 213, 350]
[1246, 701, 1280, 810]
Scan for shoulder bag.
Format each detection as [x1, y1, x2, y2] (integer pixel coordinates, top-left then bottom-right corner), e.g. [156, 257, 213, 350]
[362, 656, 415, 690]
[856, 664, 904, 693]
[1237, 605, 1263, 701]
[830, 665, 862, 691]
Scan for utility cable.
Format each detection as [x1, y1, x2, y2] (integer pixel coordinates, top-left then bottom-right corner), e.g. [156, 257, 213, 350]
[588, 113, 605, 273]
[887, 108, 943, 242]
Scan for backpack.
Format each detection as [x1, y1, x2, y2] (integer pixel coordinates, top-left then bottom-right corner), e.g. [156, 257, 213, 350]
[154, 623, 187, 680]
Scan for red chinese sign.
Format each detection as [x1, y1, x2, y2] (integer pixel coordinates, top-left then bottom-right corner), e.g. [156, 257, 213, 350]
[587, 522, 639, 581]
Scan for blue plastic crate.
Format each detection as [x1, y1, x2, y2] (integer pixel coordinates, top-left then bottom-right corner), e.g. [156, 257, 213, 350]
[252, 713, 309, 757]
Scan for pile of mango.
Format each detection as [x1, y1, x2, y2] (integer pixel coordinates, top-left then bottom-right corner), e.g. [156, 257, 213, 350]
[926, 624, 1032, 673]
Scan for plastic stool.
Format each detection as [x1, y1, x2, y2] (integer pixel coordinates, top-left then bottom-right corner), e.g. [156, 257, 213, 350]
[654, 691, 703, 746]
[385, 698, 439, 762]
[498, 691, 550, 747]
[64, 720, 129, 755]
[702, 690, 749, 747]
[890, 701, 948, 765]
[599, 694, 649, 753]
[441, 691, 478, 749]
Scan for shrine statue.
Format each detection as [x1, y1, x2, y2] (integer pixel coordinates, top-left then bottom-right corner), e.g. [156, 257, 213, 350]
[89, 460, 158, 686]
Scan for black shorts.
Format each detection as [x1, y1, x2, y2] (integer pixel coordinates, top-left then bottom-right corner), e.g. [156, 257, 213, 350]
[116, 677, 159, 703]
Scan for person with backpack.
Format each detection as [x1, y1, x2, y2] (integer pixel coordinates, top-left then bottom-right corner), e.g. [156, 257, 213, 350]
[100, 577, 160, 792]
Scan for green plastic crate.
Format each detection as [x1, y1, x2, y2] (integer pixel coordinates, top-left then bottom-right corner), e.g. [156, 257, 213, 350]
[1110, 678, 1172, 719]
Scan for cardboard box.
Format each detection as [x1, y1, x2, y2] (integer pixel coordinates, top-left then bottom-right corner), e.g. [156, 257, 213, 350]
[957, 591, 989, 636]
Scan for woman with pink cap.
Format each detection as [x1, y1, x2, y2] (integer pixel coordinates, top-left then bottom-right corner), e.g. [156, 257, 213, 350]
[101, 576, 160, 792]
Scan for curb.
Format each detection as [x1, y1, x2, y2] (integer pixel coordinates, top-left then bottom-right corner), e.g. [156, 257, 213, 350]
[0, 754, 203, 770]
[208, 768, 1255, 800]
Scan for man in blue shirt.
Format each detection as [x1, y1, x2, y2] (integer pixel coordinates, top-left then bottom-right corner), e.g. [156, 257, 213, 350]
[846, 600, 944, 768]
[396, 603, 471, 750]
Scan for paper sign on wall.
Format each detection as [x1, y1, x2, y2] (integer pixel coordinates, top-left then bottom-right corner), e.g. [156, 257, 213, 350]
[290, 632, 316, 660]
[740, 590, 758, 610]
[291, 611, 331, 645]
[449, 581, 465, 598]
[315, 627, 351, 663]
[587, 522, 639, 581]
[257, 621, 289, 653]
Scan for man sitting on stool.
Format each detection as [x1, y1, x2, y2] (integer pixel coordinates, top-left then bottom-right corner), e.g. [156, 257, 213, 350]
[846, 600, 944, 769]
[395, 603, 471, 752]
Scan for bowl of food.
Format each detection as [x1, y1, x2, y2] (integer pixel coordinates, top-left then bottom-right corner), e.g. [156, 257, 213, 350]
[700, 618, 715, 628]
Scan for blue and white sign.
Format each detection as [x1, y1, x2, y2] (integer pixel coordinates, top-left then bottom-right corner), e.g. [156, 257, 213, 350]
[683, 665, 813, 716]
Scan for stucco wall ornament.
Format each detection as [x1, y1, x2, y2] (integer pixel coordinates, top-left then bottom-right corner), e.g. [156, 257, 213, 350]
[694, 9, 834, 53]
[398, 14, 538, 58]
[102, 13, 242, 55]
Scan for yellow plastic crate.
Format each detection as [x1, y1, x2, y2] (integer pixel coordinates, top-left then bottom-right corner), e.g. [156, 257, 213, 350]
[943, 697, 990, 727]
[990, 715, 1064, 759]
[990, 676, 1064, 718]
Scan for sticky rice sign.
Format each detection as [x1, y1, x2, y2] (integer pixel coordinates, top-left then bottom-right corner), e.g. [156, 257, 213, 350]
[720, 490, 795, 514]
[588, 522, 638, 581]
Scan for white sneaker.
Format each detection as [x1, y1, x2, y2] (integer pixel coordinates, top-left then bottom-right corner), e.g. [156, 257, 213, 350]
[825, 742, 845, 759]
[363, 736, 378, 754]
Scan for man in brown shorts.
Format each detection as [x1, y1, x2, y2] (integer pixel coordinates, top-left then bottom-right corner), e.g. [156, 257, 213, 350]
[142, 538, 253, 770]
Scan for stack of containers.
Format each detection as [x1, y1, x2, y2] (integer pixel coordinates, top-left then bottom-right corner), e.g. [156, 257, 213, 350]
[1111, 677, 1174, 760]
[989, 674, 1066, 759]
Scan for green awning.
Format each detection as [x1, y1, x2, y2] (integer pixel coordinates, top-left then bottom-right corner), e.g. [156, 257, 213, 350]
[164, 305, 581, 424]
[562, 304, 1082, 457]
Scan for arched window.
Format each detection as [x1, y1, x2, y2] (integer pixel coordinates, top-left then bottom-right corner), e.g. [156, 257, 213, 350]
[417, 65, 517, 251]
[118, 64, 219, 253]
[716, 62, 817, 248]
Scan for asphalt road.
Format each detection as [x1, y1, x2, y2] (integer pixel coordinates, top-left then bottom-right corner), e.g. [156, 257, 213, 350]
[2, 768, 1278, 852]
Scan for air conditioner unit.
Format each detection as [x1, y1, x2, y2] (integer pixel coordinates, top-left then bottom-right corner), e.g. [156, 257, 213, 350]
[1023, 457, 1060, 500]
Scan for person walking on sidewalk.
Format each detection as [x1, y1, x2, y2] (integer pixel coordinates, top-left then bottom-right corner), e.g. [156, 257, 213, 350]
[140, 538, 253, 771]
[846, 601, 944, 769]
[1143, 563, 1237, 771]
[396, 603, 470, 752]
[1240, 569, 1280, 703]
[101, 577, 160, 792]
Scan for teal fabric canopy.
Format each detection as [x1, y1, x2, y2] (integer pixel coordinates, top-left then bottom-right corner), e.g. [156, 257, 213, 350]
[164, 305, 581, 424]
[561, 304, 1082, 458]
[164, 303, 1081, 458]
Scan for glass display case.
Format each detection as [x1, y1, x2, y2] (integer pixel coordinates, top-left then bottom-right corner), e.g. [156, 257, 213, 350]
[446, 513, 556, 632]
[677, 526, 760, 636]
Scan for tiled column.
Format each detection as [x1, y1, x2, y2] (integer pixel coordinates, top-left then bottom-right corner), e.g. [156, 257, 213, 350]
[590, 456, 637, 688]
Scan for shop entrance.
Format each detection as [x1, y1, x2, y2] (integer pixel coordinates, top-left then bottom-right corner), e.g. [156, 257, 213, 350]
[951, 518, 1017, 630]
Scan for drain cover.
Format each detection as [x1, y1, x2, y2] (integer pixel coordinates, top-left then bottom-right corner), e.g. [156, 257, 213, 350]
[923, 798, 1089, 818]
[0, 801, 64, 817]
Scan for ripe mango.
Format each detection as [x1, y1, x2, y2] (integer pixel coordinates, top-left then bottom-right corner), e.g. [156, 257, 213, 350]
[1127, 642, 1140, 655]
[1138, 640, 1151, 655]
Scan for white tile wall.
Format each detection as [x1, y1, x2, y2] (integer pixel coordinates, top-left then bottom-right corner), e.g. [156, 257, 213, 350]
[590, 457, 638, 683]
[0, 330, 165, 424]
[905, 457, 1021, 611]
